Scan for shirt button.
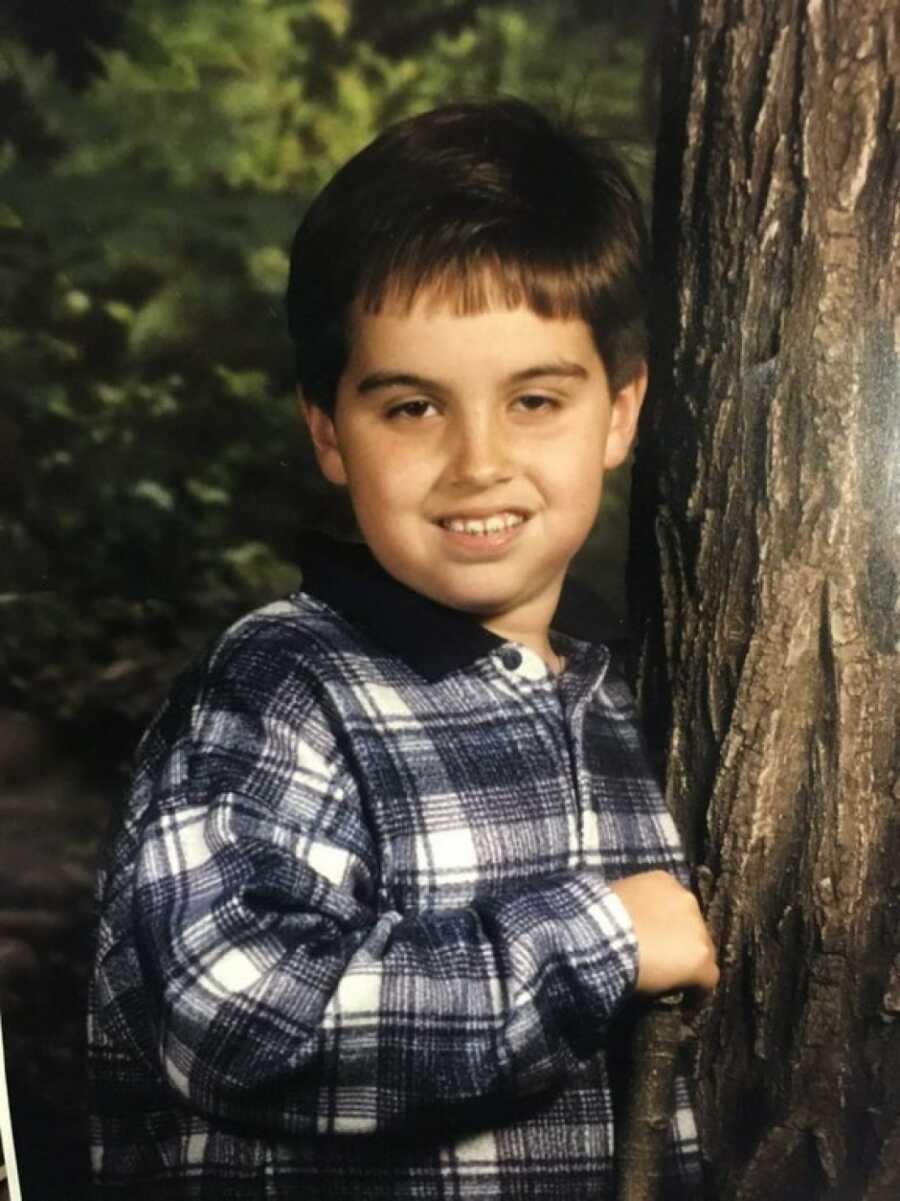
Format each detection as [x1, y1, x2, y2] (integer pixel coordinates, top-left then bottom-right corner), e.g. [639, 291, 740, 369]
[500, 648, 522, 670]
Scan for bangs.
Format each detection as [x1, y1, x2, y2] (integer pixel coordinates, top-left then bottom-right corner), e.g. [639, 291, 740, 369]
[356, 248, 597, 324]
[352, 239, 646, 390]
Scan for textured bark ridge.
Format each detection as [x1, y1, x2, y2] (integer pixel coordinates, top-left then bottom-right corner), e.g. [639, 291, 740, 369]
[630, 2, 899, 1198]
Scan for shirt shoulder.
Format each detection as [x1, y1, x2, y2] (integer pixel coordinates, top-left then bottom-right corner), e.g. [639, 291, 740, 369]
[205, 590, 404, 695]
[137, 593, 386, 766]
[208, 591, 367, 668]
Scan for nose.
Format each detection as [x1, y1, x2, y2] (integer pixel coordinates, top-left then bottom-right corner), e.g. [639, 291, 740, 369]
[446, 408, 514, 489]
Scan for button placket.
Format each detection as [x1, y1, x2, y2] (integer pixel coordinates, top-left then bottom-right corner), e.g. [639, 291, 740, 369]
[492, 642, 590, 867]
[555, 672, 600, 869]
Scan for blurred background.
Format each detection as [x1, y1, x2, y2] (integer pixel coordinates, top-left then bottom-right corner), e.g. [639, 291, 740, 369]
[1, 1, 661, 1195]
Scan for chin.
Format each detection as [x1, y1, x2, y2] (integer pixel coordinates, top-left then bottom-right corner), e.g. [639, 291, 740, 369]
[430, 586, 519, 617]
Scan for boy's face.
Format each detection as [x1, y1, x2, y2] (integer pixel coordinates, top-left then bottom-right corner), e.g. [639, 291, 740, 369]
[304, 290, 645, 651]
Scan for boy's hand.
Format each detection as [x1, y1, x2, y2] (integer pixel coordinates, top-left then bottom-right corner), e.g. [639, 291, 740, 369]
[610, 870, 719, 996]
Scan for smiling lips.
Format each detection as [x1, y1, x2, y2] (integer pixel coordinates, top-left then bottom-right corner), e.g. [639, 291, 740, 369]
[438, 512, 526, 537]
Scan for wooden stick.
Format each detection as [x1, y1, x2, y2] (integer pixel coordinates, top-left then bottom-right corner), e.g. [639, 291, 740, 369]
[613, 991, 684, 1201]
[0, 1012, 22, 1201]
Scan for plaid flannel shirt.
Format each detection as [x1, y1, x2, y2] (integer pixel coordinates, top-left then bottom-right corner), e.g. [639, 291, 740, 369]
[88, 535, 701, 1199]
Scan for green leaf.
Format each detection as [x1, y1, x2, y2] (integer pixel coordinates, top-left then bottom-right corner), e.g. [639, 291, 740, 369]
[186, 478, 230, 507]
[103, 300, 135, 325]
[214, 366, 269, 403]
[130, 479, 175, 511]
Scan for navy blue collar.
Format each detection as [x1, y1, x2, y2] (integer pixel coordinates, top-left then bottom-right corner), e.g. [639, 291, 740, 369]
[297, 532, 627, 681]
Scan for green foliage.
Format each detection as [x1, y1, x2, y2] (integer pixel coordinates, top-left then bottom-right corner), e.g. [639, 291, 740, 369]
[1, 0, 651, 755]
[58, 0, 366, 194]
[36, 0, 650, 195]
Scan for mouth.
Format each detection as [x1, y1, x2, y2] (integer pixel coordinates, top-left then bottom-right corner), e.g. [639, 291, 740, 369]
[436, 512, 527, 537]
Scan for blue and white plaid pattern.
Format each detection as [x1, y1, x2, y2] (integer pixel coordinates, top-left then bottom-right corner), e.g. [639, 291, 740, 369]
[88, 586, 701, 1199]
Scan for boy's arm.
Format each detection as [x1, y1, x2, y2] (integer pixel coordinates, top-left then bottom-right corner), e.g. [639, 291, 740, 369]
[610, 871, 718, 995]
[94, 624, 647, 1139]
[593, 664, 717, 998]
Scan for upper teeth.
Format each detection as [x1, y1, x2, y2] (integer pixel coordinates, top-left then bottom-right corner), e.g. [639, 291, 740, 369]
[442, 513, 525, 535]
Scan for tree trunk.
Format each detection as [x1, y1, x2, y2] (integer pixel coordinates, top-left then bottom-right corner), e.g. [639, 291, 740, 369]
[629, 3, 900, 1199]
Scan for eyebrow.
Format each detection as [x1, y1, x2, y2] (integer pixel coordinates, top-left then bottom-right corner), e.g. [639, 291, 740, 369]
[355, 360, 589, 395]
[510, 361, 589, 384]
[357, 371, 438, 395]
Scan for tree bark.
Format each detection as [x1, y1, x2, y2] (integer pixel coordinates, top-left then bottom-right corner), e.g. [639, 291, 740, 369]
[629, 2, 900, 1199]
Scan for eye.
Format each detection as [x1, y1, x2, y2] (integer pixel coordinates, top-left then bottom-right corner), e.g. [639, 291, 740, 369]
[515, 393, 559, 413]
[385, 398, 439, 420]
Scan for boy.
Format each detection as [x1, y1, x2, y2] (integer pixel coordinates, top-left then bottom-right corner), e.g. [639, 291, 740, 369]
[88, 99, 717, 1199]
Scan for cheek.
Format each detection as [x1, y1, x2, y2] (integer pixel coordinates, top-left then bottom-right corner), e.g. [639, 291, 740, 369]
[571, 482, 605, 536]
[544, 442, 606, 512]
[345, 442, 431, 509]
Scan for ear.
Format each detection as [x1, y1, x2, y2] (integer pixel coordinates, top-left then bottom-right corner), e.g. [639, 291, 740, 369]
[603, 362, 648, 470]
[299, 390, 349, 486]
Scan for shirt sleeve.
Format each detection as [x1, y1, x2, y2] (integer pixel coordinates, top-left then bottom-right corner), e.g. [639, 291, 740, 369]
[100, 617, 639, 1138]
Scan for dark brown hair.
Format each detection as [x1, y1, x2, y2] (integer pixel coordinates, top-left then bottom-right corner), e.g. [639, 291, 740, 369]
[286, 99, 649, 414]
